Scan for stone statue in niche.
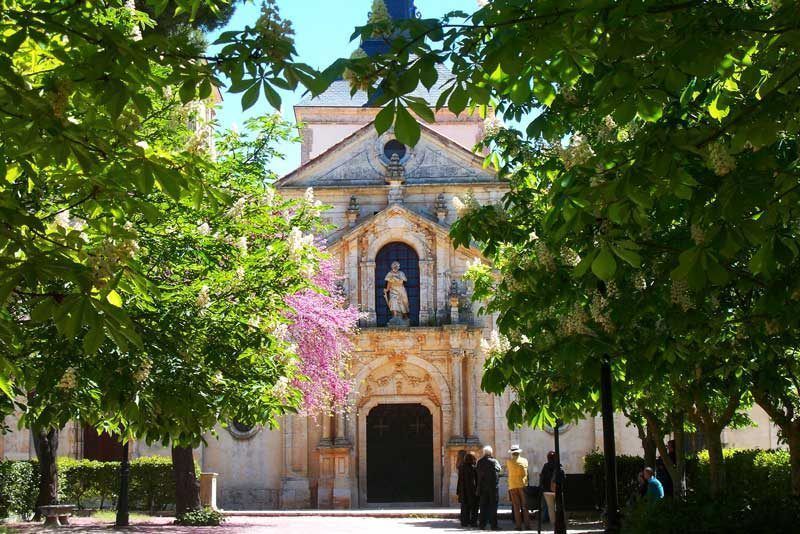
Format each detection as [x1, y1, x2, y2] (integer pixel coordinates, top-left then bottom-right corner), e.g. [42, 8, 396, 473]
[383, 261, 410, 326]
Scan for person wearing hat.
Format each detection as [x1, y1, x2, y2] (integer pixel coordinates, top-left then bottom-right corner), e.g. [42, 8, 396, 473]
[507, 445, 532, 531]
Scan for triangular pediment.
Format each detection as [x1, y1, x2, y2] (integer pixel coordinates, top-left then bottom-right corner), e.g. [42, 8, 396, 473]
[275, 122, 498, 189]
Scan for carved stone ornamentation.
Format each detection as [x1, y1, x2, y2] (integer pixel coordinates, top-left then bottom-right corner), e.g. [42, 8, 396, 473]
[435, 192, 448, 223]
[346, 195, 360, 227]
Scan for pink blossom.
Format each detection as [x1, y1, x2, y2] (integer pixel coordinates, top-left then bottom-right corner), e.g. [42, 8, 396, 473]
[285, 257, 359, 414]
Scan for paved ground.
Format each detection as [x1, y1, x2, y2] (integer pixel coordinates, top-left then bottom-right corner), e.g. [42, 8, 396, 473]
[4, 515, 604, 533]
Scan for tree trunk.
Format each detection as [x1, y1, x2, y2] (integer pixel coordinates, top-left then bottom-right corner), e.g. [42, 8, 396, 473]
[704, 423, 725, 498]
[32, 427, 59, 520]
[642, 431, 657, 468]
[171, 445, 200, 515]
[672, 423, 687, 498]
[789, 421, 800, 497]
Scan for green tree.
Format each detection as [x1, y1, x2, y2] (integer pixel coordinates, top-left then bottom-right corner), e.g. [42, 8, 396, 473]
[0, 0, 324, 399]
[336, 0, 800, 497]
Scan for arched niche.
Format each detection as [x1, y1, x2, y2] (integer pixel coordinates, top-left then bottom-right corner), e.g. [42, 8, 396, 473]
[375, 242, 420, 326]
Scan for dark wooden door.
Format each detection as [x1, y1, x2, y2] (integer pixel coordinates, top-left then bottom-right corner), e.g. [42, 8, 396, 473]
[83, 426, 124, 462]
[366, 403, 433, 502]
[375, 242, 420, 326]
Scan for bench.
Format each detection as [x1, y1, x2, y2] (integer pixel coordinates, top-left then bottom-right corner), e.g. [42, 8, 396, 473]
[38, 504, 76, 527]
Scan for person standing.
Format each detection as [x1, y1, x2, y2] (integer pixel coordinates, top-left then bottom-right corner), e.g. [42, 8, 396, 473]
[643, 467, 665, 501]
[457, 451, 479, 527]
[506, 445, 532, 531]
[477, 445, 502, 530]
[538, 451, 558, 524]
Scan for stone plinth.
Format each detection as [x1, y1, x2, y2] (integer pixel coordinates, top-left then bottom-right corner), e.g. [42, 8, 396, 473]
[199, 472, 218, 510]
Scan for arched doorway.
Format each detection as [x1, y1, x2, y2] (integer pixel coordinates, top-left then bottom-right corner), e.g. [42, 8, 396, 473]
[366, 403, 433, 503]
[375, 242, 420, 326]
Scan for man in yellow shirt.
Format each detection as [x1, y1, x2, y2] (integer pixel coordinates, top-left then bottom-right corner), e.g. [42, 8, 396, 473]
[506, 445, 532, 531]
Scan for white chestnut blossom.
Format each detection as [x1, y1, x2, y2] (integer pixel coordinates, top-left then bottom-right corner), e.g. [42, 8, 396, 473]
[57, 366, 78, 391]
[196, 284, 211, 309]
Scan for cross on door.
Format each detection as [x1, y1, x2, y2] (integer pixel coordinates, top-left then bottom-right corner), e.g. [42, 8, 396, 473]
[408, 416, 423, 436]
[372, 417, 390, 437]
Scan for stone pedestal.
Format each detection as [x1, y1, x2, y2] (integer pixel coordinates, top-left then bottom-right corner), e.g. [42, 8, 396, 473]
[199, 472, 218, 510]
[317, 445, 353, 509]
[387, 316, 410, 327]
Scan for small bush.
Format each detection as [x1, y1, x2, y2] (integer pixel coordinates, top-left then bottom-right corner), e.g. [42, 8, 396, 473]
[686, 448, 790, 501]
[621, 495, 800, 534]
[59, 457, 119, 509]
[584, 450, 645, 507]
[175, 507, 225, 526]
[129, 456, 175, 512]
[0, 460, 39, 520]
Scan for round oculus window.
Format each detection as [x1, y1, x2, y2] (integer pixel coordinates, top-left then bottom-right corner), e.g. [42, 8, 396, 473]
[383, 139, 407, 160]
[228, 420, 259, 439]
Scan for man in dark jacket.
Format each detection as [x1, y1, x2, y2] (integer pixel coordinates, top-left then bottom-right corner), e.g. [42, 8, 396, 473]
[476, 445, 502, 530]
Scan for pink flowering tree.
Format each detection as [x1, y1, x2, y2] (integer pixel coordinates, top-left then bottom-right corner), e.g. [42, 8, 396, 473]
[286, 255, 360, 414]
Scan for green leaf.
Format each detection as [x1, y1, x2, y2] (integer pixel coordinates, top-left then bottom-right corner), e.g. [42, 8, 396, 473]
[179, 80, 196, 104]
[611, 245, 641, 267]
[591, 247, 617, 281]
[262, 82, 282, 110]
[448, 85, 468, 115]
[375, 102, 396, 135]
[394, 104, 421, 146]
[708, 93, 730, 120]
[83, 325, 105, 355]
[241, 83, 260, 111]
[637, 95, 663, 122]
[419, 60, 438, 90]
[106, 290, 123, 308]
[405, 98, 435, 123]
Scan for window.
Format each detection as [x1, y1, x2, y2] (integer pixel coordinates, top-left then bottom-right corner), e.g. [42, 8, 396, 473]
[375, 242, 420, 326]
[228, 420, 259, 439]
[383, 139, 406, 161]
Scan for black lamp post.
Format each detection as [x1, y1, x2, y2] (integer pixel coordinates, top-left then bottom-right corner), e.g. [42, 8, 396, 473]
[553, 420, 567, 534]
[115, 440, 130, 527]
[600, 355, 620, 533]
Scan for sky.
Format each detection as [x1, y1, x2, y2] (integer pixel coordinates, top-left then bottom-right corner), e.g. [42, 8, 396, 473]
[206, 0, 477, 177]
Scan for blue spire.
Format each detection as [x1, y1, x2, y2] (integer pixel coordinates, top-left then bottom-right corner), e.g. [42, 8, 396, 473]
[361, 0, 418, 57]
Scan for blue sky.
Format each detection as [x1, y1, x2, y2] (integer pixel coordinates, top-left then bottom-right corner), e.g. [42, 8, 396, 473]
[207, 0, 477, 177]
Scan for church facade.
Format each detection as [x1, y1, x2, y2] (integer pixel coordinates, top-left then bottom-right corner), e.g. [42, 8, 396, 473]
[0, 0, 783, 512]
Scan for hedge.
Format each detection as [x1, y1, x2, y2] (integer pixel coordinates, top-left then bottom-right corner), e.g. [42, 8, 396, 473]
[584, 448, 791, 507]
[0, 460, 39, 521]
[1, 456, 180, 520]
[621, 495, 800, 534]
[583, 450, 645, 507]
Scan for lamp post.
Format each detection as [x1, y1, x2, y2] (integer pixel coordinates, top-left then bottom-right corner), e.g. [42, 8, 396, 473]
[115, 440, 130, 527]
[553, 420, 567, 534]
[600, 355, 620, 533]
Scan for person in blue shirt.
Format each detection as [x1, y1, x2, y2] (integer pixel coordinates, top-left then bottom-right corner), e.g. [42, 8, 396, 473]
[643, 467, 665, 500]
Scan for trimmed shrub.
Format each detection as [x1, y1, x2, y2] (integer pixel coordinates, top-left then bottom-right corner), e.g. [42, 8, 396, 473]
[59, 458, 119, 509]
[584, 450, 645, 508]
[621, 495, 800, 534]
[129, 456, 175, 512]
[3, 455, 179, 518]
[585, 448, 790, 507]
[0, 460, 39, 520]
[175, 506, 225, 526]
[686, 448, 790, 501]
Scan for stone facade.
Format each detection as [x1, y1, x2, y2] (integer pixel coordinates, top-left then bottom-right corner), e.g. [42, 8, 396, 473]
[0, 86, 784, 512]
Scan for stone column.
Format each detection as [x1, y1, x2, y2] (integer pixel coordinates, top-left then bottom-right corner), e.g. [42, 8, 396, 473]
[450, 350, 464, 440]
[464, 350, 476, 439]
